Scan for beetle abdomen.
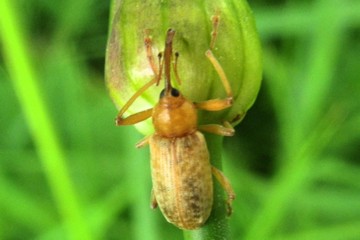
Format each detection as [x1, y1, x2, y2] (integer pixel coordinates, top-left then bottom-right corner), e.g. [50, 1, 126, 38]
[149, 131, 213, 230]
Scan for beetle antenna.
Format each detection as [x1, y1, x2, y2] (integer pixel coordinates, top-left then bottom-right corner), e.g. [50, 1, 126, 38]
[164, 29, 175, 95]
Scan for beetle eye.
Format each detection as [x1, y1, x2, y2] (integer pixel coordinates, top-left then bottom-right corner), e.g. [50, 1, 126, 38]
[171, 88, 180, 97]
[159, 88, 180, 98]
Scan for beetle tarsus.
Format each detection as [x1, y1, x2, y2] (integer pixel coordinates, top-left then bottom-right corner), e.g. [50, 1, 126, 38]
[115, 117, 123, 126]
[150, 189, 158, 209]
[226, 192, 236, 216]
[136, 136, 150, 148]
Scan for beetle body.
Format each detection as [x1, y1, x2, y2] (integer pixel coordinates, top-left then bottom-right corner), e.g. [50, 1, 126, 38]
[149, 90, 213, 229]
[150, 132, 212, 229]
[115, 25, 235, 230]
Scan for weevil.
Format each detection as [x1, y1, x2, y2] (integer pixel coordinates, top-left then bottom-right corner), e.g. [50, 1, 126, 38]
[115, 16, 235, 230]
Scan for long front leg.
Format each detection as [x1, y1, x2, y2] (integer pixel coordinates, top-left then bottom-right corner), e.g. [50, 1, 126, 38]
[116, 108, 152, 126]
[207, 14, 233, 98]
[195, 14, 233, 113]
[116, 32, 162, 125]
[144, 30, 159, 77]
[205, 50, 233, 98]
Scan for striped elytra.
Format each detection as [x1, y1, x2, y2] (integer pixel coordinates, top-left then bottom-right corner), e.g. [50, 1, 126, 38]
[150, 132, 213, 229]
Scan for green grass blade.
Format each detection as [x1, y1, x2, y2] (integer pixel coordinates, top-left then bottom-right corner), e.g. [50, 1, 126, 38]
[0, 1, 92, 239]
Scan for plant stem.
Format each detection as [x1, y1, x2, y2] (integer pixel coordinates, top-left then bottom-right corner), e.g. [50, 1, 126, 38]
[0, 1, 91, 239]
[183, 134, 231, 240]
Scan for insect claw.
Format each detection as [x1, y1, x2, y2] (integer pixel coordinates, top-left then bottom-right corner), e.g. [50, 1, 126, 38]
[115, 117, 123, 126]
[151, 202, 158, 209]
[226, 203, 233, 216]
[150, 189, 158, 209]
[223, 128, 235, 137]
[136, 135, 150, 148]
[226, 194, 235, 216]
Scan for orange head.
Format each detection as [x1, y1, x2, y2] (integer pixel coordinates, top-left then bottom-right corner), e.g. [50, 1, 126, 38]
[152, 88, 197, 138]
[152, 29, 198, 138]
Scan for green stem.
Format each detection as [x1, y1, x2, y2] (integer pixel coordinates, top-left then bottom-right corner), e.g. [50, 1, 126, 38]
[183, 134, 231, 240]
[0, 1, 91, 240]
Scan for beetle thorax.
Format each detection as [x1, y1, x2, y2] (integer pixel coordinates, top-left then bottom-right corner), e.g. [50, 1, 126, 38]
[152, 95, 197, 138]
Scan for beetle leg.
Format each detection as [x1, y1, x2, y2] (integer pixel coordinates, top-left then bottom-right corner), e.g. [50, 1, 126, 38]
[150, 188, 158, 209]
[135, 135, 151, 148]
[209, 14, 220, 50]
[205, 50, 233, 98]
[116, 108, 153, 126]
[212, 166, 236, 216]
[206, 14, 233, 99]
[196, 14, 233, 113]
[196, 44, 234, 112]
[198, 121, 234, 136]
[145, 29, 165, 85]
[115, 71, 157, 125]
[115, 30, 165, 126]
[195, 97, 232, 111]
[144, 30, 159, 76]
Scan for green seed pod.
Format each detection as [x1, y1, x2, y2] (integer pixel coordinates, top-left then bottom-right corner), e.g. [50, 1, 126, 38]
[106, 0, 262, 136]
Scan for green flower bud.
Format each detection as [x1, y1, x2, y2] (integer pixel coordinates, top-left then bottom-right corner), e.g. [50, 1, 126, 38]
[105, 0, 262, 136]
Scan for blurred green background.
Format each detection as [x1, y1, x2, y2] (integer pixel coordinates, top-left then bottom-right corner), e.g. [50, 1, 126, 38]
[1, 0, 360, 239]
